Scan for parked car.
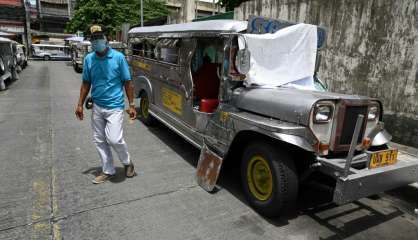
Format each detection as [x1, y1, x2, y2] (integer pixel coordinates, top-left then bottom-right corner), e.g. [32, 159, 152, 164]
[0, 37, 19, 90]
[31, 44, 71, 61]
[127, 18, 418, 217]
[16, 44, 28, 69]
[72, 41, 91, 73]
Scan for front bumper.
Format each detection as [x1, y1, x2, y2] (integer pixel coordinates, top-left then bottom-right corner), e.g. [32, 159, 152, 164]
[1, 72, 11, 81]
[318, 150, 418, 205]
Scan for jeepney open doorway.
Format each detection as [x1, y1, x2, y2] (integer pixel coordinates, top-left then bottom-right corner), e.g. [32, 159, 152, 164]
[191, 38, 225, 132]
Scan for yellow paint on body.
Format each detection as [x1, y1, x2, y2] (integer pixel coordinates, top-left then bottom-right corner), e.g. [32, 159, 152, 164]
[162, 87, 183, 115]
[220, 111, 230, 123]
[132, 60, 151, 71]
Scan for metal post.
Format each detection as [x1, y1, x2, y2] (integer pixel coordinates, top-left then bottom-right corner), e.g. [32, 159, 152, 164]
[212, 0, 215, 15]
[343, 114, 365, 178]
[140, 0, 143, 27]
[67, 0, 71, 18]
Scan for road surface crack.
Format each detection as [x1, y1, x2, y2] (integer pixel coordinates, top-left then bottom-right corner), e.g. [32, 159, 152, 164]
[0, 185, 199, 233]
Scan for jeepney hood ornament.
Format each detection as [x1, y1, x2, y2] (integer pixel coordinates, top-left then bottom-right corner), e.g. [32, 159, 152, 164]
[232, 87, 371, 126]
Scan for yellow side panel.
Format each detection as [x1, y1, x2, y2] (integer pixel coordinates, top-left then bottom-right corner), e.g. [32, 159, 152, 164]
[162, 87, 182, 116]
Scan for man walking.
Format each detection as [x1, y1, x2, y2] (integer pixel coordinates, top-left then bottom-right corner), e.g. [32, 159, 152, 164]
[75, 25, 136, 184]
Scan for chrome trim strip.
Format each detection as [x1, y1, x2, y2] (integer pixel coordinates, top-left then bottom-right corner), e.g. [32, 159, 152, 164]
[149, 106, 202, 149]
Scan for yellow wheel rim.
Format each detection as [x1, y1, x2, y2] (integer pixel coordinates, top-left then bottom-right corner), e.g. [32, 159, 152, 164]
[247, 155, 273, 201]
[140, 96, 149, 118]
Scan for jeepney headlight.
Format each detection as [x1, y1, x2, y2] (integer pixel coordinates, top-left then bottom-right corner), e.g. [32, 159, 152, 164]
[364, 102, 381, 142]
[314, 105, 333, 123]
[310, 102, 335, 154]
[368, 105, 379, 121]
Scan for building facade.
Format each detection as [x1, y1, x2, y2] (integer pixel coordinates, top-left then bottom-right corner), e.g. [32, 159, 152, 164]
[0, 0, 25, 41]
[37, 0, 71, 33]
[166, 0, 223, 23]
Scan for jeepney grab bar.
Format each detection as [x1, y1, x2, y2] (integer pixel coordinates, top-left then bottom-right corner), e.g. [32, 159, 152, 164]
[343, 114, 364, 178]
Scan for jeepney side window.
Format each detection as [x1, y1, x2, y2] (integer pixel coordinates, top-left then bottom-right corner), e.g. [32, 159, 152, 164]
[132, 42, 144, 56]
[157, 39, 180, 64]
[144, 42, 156, 59]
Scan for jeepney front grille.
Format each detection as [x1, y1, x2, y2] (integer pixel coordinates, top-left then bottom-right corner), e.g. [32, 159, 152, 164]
[338, 106, 368, 145]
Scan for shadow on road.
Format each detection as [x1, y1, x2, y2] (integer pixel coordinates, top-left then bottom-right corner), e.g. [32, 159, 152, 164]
[142, 120, 414, 237]
[82, 166, 127, 183]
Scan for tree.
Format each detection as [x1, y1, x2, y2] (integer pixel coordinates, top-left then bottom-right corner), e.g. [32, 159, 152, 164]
[218, 0, 248, 11]
[66, 0, 169, 35]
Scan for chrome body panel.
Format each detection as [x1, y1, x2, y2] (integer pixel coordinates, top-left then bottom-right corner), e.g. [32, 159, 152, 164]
[128, 19, 415, 204]
[231, 87, 372, 126]
[371, 129, 392, 146]
[331, 152, 418, 205]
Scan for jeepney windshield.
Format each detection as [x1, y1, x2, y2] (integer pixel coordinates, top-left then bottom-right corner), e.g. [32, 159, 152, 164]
[242, 23, 322, 91]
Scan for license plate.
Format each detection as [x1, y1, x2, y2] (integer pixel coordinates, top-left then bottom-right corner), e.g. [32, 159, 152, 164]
[368, 149, 398, 169]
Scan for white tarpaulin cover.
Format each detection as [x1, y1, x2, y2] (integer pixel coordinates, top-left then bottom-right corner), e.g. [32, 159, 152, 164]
[243, 23, 318, 87]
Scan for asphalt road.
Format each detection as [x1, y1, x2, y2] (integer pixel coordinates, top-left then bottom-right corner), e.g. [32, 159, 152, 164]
[0, 61, 417, 240]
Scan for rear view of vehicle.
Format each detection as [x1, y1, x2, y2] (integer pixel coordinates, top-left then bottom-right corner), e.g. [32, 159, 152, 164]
[72, 41, 91, 73]
[16, 44, 28, 69]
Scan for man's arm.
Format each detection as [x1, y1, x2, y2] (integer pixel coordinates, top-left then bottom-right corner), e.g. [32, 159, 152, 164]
[78, 82, 91, 106]
[124, 80, 137, 120]
[75, 82, 91, 120]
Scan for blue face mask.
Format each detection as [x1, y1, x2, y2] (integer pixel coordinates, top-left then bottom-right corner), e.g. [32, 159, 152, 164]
[92, 39, 107, 53]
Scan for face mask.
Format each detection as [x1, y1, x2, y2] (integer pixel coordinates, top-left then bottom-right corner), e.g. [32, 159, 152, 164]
[92, 39, 107, 53]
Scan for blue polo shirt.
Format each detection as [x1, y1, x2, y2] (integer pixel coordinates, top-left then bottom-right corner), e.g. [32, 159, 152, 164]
[82, 47, 131, 110]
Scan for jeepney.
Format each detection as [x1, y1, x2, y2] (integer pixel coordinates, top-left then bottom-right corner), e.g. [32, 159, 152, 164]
[127, 18, 418, 217]
[0, 37, 19, 90]
[72, 41, 91, 73]
[16, 44, 28, 69]
[108, 41, 128, 55]
[31, 44, 71, 61]
[72, 41, 127, 73]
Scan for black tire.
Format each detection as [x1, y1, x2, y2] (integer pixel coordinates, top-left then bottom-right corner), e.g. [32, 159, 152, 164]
[138, 91, 157, 126]
[44, 55, 50, 61]
[240, 141, 298, 217]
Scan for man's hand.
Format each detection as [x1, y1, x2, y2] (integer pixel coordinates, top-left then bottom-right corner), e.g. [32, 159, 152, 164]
[75, 105, 84, 120]
[127, 106, 137, 120]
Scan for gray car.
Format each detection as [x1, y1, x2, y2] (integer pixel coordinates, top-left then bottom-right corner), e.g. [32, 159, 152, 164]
[0, 37, 19, 90]
[128, 18, 418, 217]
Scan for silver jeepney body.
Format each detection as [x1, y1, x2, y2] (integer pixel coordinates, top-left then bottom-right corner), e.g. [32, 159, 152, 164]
[73, 41, 91, 69]
[128, 20, 418, 205]
[0, 37, 18, 90]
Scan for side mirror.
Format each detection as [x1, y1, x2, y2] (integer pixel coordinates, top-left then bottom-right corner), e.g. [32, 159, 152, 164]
[234, 35, 251, 75]
[235, 49, 250, 75]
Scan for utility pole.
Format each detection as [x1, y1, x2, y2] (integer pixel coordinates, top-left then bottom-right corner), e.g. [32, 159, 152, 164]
[212, 0, 215, 15]
[67, 0, 71, 18]
[22, 0, 32, 56]
[140, 0, 143, 27]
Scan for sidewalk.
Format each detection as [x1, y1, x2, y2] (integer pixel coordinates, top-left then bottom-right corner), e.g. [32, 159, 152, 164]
[391, 142, 418, 188]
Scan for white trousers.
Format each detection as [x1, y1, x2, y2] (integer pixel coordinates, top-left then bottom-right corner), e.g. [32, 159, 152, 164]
[91, 104, 131, 175]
